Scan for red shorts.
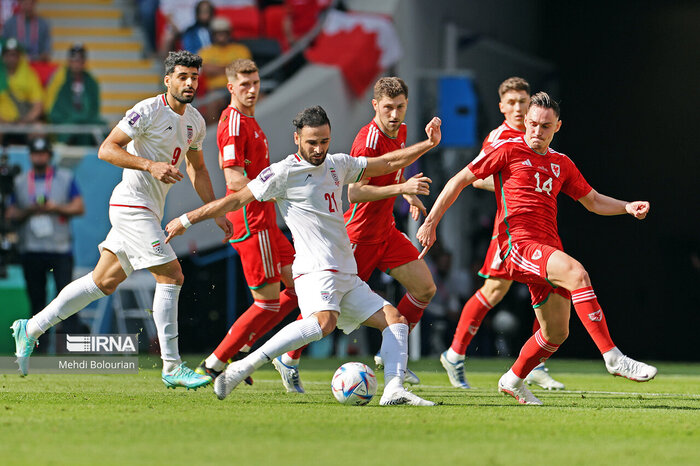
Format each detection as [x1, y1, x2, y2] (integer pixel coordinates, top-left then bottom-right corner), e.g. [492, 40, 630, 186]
[478, 236, 512, 280]
[351, 227, 420, 282]
[502, 240, 571, 307]
[230, 226, 295, 289]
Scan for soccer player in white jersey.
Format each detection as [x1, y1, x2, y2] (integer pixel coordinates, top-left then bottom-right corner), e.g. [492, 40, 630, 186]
[11, 51, 232, 389]
[165, 106, 442, 405]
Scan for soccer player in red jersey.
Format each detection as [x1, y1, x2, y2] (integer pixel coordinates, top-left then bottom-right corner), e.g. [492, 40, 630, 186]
[273, 77, 435, 390]
[418, 92, 657, 405]
[440, 77, 565, 391]
[195, 59, 299, 382]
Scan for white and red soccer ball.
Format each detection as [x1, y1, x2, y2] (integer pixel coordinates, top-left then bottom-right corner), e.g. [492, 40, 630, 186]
[331, 362, 378, 405]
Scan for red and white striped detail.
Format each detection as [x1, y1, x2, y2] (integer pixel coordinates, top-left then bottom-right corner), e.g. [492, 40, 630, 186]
[161, 94, 168, 106]
[510, 246, 541, 275]
[257, 230, 275, 279]
[366, 125, 380, 150]
[572, 288, 596, 304]
[474, 290, 493, 309]
[405, 293, 429, 309]
[228, 108, 241, 137]
[254, 299, 280, 312]
[534, 330, 559, 353]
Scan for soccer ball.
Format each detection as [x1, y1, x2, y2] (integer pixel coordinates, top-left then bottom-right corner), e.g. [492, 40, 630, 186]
[331, 362, 378, 406]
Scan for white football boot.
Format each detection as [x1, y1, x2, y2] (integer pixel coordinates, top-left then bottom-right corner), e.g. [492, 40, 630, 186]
[525, 364, 565, 390]
[498, 372, 543, 405]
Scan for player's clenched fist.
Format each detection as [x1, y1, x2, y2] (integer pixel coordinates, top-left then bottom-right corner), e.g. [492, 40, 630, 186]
[425, 117, 442, 146]
[148, 161, 184, 183]
[625, 201, 650, 220]
[416, 221, 437, 259]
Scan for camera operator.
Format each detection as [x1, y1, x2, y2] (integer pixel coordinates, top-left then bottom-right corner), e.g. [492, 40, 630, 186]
[5, 137, 85, 338]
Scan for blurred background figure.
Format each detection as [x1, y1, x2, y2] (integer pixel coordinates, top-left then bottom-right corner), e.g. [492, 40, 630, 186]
[6, 136, 85, 339]
[44, 43, 102, 146]
[2, 0, 51, 62]
[199, 16, 252, 92]
[182, 0, 214, 54]
[0, 37, 43, 144]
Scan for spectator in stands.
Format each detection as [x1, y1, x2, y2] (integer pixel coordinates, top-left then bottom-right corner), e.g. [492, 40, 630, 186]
[182, 0, 215, 54]
[0, 38, 43, 143]
[199, 16, 252, 91]
[158, 0, 199, 58]
[2, 0, 51, 62]
[45, 43, 102, 146]
[137, 0, 159, 57]
[6, 136, 85, 337]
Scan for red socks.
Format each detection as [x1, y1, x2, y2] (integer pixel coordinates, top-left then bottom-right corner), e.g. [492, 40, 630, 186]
[571, 286, 615, 354]
[397, 293, 429, 331]
[450, 290, 493, 355]
[213, 298, 280, 362]
[246, 288, 299, 348]
[511, 329, 560, 378]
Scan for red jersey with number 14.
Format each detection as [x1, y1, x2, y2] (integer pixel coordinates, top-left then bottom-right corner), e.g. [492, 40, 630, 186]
[468, 137, 592, 251]
[217, 106, 276, 241]
[344, 120, 407, 244]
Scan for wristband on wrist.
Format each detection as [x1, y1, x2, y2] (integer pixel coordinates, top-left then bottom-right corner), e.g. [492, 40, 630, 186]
[179, 213, 192, 229]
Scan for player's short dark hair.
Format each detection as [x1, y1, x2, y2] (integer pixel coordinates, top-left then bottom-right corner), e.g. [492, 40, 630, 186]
[225, 58, 258, 81]
[498, 77, 530, 98]
[373, 77, 408, 101]
[293, 106, 331, 132]
[528, 91, 561, 118]
[164, 50, 202, 75]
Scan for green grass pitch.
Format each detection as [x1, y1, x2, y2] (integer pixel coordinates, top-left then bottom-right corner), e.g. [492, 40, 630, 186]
[1, 357, 699, 465]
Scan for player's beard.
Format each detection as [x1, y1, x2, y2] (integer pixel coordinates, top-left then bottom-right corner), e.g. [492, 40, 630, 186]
[300, 147, 327, 166]
[172, 88, 196, 104]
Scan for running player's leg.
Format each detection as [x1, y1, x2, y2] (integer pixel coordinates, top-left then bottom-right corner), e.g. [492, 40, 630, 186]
[546, 250, 657, 381]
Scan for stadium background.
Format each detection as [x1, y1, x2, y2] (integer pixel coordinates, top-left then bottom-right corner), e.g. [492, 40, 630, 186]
[1, 0, 697, 362]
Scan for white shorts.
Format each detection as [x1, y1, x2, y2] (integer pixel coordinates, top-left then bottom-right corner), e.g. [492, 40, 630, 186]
[294, 271, 390, 334]
[99, 206, 177, 276]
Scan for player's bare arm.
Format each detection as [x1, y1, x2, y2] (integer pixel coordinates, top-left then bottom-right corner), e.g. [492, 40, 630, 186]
[578, 189, 650, 219]
[347, 173, 431, 203]
[417, 165, 478, 259]
[164, 186, 256, 243]
[185, 148, 233, 236]
[98, 127, 184, 184]
[363, 117, 441, 178]
[473, 175, 495, 192]
[224, 166, 251, 192]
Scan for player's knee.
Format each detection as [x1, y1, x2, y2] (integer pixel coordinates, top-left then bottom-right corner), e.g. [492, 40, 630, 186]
[542, 326, 568, 345]
[94, 277, 120, 295]
[481, 280, 510, 305]
[315, 313, 337, 337]
[412, 281, 436, 303]
[567, 263, 590, 289]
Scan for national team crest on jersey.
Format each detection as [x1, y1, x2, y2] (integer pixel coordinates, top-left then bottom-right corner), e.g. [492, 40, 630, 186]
[187, 125, 193, 145]
[551, 163, 560, 177]
[321, 291, 332, 302]
[329, 167, 339, 187]
[127, 111, 140, 126]
[532, 250, 543, 260]
[151, 240, 164, 255]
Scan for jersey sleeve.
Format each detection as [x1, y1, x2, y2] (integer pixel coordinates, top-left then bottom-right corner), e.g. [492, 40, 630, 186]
[117, 100, 150, 140]
[190, 112, 206, 151]
[561, 157, 593, 200]
[219, 117, 246, 170]
[336, 153, 367, 185]
[247, 161, 287, 202]
[467, 143, 507, 179]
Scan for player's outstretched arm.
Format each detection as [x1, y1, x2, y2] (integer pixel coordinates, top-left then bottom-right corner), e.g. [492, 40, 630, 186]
[185, 149, 233, 237]
[363, 117, 441, 178]
[98, 127, 184, 183]
[473, 175, 495, 192]
[348, 173, 431, 203]
[416, 165, 478, 259]
[164, 186, 256, 243]
[578, 189, 650, 219]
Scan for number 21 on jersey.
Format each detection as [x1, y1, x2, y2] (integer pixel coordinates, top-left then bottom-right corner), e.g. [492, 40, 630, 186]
[534, 172, 552, 195]
[324, 192, 338, 212]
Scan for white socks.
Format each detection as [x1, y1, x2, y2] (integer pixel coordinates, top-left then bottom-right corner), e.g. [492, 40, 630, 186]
[244, 317, 322, 370]
[281, 353, 299, 366]
[27, 272, 106, 339]
[380, 323, 409, 390]
[445, 347, 464, 364]
[603, 346, 623, 366]
[205, 354, 227, 372]
[152, 283, 182, 372]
